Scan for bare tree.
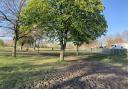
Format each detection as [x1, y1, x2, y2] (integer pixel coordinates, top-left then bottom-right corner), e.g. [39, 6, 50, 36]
[123, 30, 128, 42]
[0, 0, 26, 57]
[106, 36, 114, 47]
[114, 33, 124, 44]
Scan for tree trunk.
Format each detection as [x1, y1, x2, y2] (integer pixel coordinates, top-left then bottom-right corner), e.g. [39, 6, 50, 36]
[76, 45, 79, 56]
[21, 43, 23, 51]
[59, 28, 68, 61]
[12, 38, 17, 57]
[26, 45, 29, 52]
[12, 26, 18, 57]
[33, 40, 36, 51]
[60, 44, 66, 61]
[60, 48, 65, 61]
[37, 44, 40, 54]
[52, 47, 54, 51]
[21, 45, 23, 51]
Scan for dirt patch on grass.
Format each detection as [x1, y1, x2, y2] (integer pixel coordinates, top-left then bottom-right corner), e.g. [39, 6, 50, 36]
[24, 61, 128, 89]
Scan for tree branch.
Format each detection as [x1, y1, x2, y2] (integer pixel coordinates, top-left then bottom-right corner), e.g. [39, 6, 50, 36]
[0, 25, 14, 30]
[0, 10, 15, 25]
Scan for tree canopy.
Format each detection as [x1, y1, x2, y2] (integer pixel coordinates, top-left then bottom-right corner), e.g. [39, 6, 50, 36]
[22, 0, 107, 60]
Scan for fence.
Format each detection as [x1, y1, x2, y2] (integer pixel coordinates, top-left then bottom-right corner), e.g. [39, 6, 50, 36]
[84, 48, 128, 55]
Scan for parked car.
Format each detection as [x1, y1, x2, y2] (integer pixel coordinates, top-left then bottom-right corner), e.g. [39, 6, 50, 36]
[99, 45, 106, 48]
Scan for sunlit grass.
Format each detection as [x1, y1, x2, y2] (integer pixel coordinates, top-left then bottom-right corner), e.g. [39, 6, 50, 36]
[0, 55, 68, 89]
[0, 47, 128, 88]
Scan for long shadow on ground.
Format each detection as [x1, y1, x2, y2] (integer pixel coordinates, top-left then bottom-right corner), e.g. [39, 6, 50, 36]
[0, 53, 128, 89]
[24, 54, 128, 89]
[48, 60, 128, 89]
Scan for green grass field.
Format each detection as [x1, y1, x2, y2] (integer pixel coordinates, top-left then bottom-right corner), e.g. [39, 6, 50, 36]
[0, 55, 69, 89]
[0, 47, 128, 89]
[0, 47, 69, 89]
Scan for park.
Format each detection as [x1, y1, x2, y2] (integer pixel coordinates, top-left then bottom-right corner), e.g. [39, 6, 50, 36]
[0, 0, 128, 89]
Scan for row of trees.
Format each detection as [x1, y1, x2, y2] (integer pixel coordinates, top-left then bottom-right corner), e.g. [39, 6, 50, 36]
[106, 31, 128, 47]
[0, 0, 107, 61]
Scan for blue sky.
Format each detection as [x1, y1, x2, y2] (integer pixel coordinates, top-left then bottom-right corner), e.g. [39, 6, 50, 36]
[103, 0, 128, 35]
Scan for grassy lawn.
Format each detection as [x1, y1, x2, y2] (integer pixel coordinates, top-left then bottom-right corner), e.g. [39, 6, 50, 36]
[0, 55, 68, 89]
[83, 53, 128, 72]
[0, 47, 128, 89]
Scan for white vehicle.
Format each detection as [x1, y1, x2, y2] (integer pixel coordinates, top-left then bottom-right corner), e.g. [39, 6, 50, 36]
[111, 43, 128, 49]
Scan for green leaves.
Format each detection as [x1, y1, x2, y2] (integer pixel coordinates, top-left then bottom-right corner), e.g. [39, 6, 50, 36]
[21, 0, 107, 48]
[22, 0, 49, 26]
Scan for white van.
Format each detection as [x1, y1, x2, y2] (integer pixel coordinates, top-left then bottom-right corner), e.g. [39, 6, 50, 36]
[111, 43, 128, 49]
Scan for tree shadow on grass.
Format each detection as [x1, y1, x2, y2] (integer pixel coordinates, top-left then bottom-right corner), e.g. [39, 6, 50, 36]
[82, 53, 128, 71]
[0, 53, 128, 89]
[49, 59, 128, 89]
[44, 53, 128, 89]
[0, 61, 67, 72]
[0, 60, 68, 89]
[0, 50, 89, 57]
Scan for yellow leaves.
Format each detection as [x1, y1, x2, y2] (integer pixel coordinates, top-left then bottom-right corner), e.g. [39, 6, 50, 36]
[75, 0, 87, 9]
[26, 0, 48, 12]
[97, 4, 105, 11]
[74, 0, 104, 12]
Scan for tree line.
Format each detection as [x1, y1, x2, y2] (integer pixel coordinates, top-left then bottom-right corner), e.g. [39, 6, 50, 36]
[105, 31, 128, 47]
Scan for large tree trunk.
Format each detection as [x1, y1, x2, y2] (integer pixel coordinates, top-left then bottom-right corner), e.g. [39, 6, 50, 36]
[76, 45, 79, 56]
[12, 28, 18, 57]
[60, 47, 65, 61]
[59, 27, 68, 61]
[12, 38, 17, 57]
[60, 43, 66, 61]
